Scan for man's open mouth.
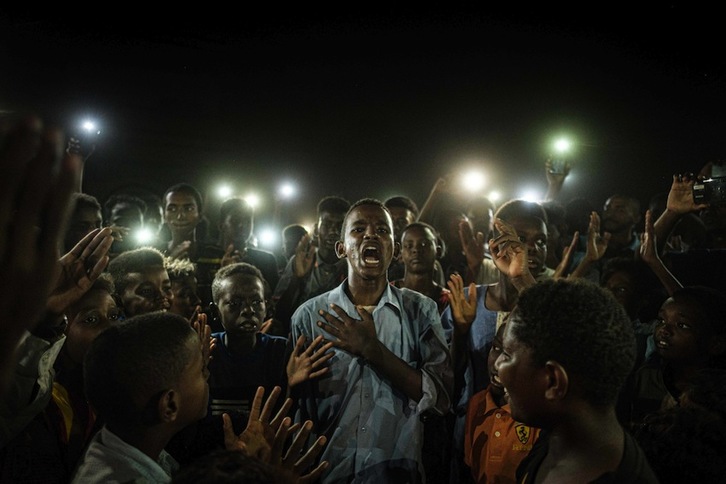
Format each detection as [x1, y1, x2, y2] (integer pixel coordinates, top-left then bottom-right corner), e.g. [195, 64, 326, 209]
[362, 246, 381, 265]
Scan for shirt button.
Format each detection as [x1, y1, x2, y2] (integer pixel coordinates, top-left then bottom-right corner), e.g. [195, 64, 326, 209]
[495, 413, 501, 418]
[361, 427, 367, 433]
[364, 393, 370, 398]
[494, 431, 501, 437]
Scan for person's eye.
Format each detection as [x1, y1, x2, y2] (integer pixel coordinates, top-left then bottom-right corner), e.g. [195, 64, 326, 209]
[536, 239, 547, 247]
[139, 288, 155, 298]
[227, 300, 239, 308]
[109, 310, 121, 321]
[186, 206, 196, 212]
[518, 236, 527, 243]
[83, 314, 100, 325]
[677, 321, 691, 330]
[252, 299, 264, 307]
[492, 343, 502, 352]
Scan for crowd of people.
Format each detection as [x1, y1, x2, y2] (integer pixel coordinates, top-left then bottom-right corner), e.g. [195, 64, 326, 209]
[1, 115, 725, 483]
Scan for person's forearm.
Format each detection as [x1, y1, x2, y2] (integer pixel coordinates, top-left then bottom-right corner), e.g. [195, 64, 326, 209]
[364, 340, 423, 402]
[653, 209, 682, 254]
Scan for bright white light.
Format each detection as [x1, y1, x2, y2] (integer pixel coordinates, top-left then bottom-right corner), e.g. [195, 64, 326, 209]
[135, 227, 155, 245]
[279, 183, 296, 199]
[554, 138, 571, 153]
[519, 189, 542, 203]
[217, 185, 233, 199]
[258, 227, 277, 248]
[245, 193, 260, 209]
[488, 190, 502, 203]
[461, 170, 486, 192]
[81, 120, 100, 135]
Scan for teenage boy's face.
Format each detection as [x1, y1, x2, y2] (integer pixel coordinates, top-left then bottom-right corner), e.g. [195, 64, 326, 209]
[604, 271, 638, 319]
[494, 316, 544, 426]
[164, 192, 200, 237]
[175, 333, 210, 425]
[317, 211, 345, 252]
[401, 226, 437, 275]
[65, 289, 121, 365]
[169, 277, 201, 320]
[509, 217, 548, 276]
[216, 274, 266, 336]
[121, 267, 172, 317]
[65, 207, 103, 251]
[337, 204, 397, 281]
[654, 296, 712, 366]
[602, 197, 636, 233]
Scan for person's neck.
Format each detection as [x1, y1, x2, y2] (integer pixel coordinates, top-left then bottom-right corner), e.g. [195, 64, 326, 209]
[539, 406, 624, 483]
[107, 423, 174, 463]
[222, 236, 247, 252]
[345, 276, 387, 306]
[400, 271, 437, 298]
[225, 332, 257, 353]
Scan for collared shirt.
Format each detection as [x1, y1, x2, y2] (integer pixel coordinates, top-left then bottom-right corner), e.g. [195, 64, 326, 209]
[72, 426, 179, 483]
[465, 387, 540, 484]
[291, 281, 452, 483]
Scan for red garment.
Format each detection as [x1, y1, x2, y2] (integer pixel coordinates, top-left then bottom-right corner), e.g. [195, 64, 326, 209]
[464, 387, 540, 484]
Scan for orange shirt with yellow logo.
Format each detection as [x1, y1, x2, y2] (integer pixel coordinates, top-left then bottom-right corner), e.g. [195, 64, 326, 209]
[464, 387, 541, 484]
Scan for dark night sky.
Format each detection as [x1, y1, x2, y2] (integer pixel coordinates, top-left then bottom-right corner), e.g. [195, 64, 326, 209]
[1, 4, 725, 234]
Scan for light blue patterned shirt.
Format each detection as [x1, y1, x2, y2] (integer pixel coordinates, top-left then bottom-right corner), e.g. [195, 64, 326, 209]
[291, 281, 452, 483]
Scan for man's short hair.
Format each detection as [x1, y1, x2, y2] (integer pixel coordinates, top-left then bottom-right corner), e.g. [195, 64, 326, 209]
[165, 257, 197, 283]
[401, 221, 439, 240]
[495, 199, 548, 225]
[211, 262, 268, 304]
[607, 194, 641, 216]
[83, 312, 196, 428]
[71, 192, 101, 214]
[219, 197, 254, 221]
[511, 279, 635, 406]
[108, 247, 166, 296]
[317, 196, 350, 217]
[384, 196, 420, 218]
[163, 183, 204, 213]
[282, 224, 308, 239]
[171, 449, 281, 484]
[103, 194, 147, 223]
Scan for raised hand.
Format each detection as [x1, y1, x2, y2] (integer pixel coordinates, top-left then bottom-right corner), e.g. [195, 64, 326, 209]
[46, 227, 113, 314]
[446, 273, 478, 337]
[191, 309, 215, 365]
[287, 335, 334, 388]
[639, 210, 660, 266]
[489, 218, 536, 291]
[221, 243, 244, 267]
[223, 386, 293, 461]
[270, 418, 329, 483]
[583, 211, 610, 263]
[293, 234, 316, 278]
[666, 173, 708, 214]
[553, 231, 579, 279]
[317, 304, 378, 359]
[459, 220, 485, 273]
[168, 240, 192, 260]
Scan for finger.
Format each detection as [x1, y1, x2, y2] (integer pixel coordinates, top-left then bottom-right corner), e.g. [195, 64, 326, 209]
[86, 254, 109, 282]
[285, 420, 313, 465]
[311, 340, 335, 360]
[296, 435, 328, 477]
[329, 304, 355, 324]
[259, 386, 282, 423]
[222, 413, 238, 450]
[311, 350, 335, 369]
[225, 244, 235, 257]
[271, 416, 292, 463]
[354, 305, 373, 322]
[309, 367, 331, 379]
[270, 396, 293, 431]
[300, 460, 330, 484]
[295, 334, 307, 355]
[468, 283, 477, 304]
[248, 386, 266, 422]
[259, 319, 273, 334]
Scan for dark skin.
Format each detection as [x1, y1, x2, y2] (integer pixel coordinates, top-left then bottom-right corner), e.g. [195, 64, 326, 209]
[398, 225, 445, 302]
[316, 204, 425, 402]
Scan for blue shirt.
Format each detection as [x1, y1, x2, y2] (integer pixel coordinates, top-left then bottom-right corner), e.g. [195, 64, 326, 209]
[291, 281, 452, 483]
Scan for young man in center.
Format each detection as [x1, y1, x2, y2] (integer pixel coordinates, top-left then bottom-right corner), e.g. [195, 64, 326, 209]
[291, 199, 452, 483]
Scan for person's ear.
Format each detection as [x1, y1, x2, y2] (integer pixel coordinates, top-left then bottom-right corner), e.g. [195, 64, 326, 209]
[335, 240, 346, 259]
[435, 241, 443, 259]
[157, 389, 179, 423]
[543, 360, 569, 401]
[393, 241, 401, 260]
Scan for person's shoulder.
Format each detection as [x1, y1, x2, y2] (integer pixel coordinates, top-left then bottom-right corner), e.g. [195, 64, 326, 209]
[246, 247, 277, 262]
[291, 287, 337, 321]
[396, 286, 439, 316]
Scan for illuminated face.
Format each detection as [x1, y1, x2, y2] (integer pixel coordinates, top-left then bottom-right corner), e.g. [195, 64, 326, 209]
[400, 225, 438, 275]
[509, 216, 548, 276]
[216, 274, 266, 337]
[337, 204, 397, 282]
[120, 266, 172, 317]
[317, 211, 345, 253]
[467, 205, 494, 239]
[169, 276, 201, 320]
[387, 206, 416, 242]
[65, 289, 121, 365]
[164, 192, 200, 238]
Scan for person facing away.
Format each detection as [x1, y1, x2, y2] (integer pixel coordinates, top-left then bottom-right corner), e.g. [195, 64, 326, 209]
[291, 198, 452, 483]
[495, 279, 658, 483]
[464, 322, 541, 484]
